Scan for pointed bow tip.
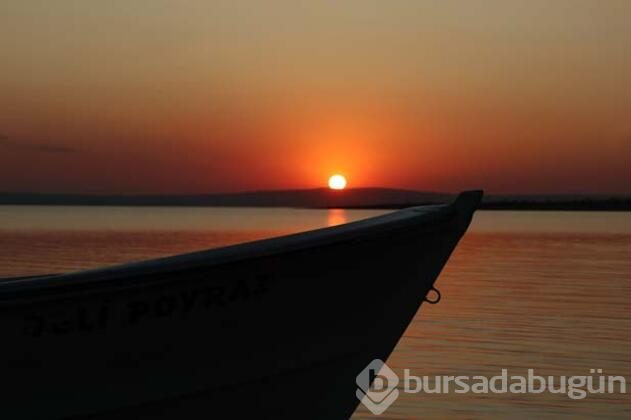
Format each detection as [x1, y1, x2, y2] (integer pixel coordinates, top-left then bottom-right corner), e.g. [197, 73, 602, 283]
[453, 190, 484, 211]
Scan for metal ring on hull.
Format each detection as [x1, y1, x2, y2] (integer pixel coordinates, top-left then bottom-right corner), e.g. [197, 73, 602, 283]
[424, 287, 441, 304]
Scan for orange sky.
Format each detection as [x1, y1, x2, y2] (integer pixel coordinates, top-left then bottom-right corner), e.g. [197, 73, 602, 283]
[1, 0, 630, 194]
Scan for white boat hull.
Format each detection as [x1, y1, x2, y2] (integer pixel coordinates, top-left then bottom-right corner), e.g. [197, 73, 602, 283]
[0, 191, 482, 419]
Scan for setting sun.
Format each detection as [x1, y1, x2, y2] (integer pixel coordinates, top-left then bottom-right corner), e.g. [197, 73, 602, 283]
[328, 174, 347, 190]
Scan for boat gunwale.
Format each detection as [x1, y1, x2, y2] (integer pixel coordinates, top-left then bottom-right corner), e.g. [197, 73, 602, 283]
[0, 191, 482, 298]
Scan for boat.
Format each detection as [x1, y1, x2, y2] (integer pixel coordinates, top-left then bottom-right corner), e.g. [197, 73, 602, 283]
[0, 190, 482, 419]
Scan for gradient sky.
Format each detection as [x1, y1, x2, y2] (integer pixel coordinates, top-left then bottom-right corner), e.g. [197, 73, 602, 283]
[1, 0, 630, 194]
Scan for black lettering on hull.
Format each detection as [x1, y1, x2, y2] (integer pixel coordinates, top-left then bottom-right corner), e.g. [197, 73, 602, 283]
[23, 274, 273, 337]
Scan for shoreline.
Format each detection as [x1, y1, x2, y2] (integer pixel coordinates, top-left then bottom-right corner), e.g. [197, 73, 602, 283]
[1, 202, 631, 211]
[2, 189, 631, 211]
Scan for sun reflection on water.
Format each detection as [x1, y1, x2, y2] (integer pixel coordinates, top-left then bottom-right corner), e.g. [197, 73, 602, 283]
[326, 209, 348, 227]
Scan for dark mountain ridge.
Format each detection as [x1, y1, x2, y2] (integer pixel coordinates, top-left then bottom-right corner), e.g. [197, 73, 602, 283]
[1, 189, 630, 210]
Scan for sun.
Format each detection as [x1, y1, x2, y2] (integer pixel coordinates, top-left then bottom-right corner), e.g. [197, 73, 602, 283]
[328, 174, 347, 190]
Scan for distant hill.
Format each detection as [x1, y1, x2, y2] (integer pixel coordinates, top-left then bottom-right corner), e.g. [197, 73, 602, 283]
[1, 189, 630, 210]
[0, 188, 449, 208]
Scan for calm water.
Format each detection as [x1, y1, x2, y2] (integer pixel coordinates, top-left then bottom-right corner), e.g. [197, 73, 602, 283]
[1, 206, 631, 418]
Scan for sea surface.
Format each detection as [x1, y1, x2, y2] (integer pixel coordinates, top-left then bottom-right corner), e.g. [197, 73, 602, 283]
[1, 206, 630, 418]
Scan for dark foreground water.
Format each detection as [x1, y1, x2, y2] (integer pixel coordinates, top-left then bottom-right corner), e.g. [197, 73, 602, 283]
[1, 206, 630, 418]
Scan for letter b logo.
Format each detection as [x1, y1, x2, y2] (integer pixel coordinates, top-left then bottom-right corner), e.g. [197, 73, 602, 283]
[356, 359, 399, 415]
